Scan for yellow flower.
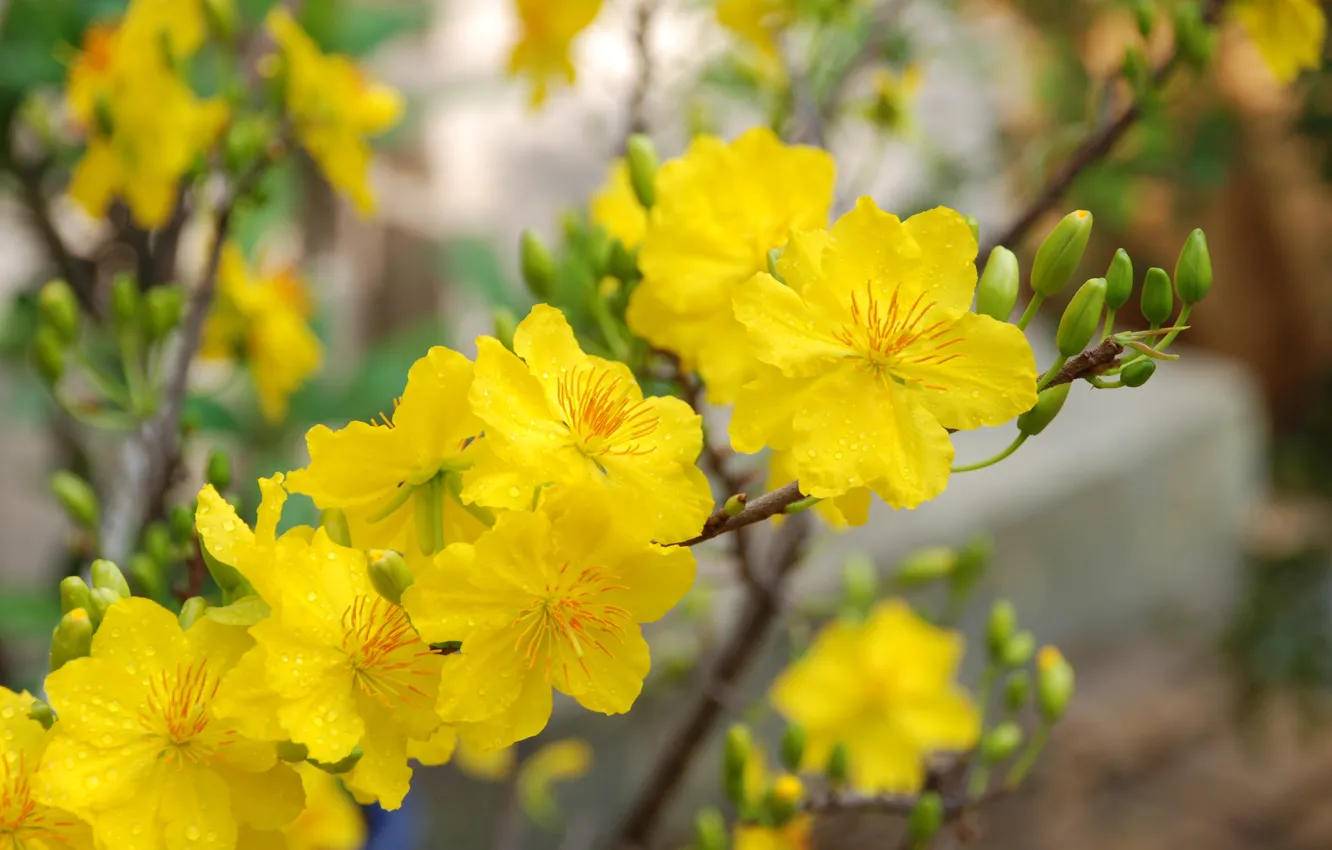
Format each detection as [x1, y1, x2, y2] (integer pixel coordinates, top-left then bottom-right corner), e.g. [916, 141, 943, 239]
[237, 763, 366, 850]
[118, 0, 209, 64]
[716, 0, 791, 60]
[589, 159, 647, 249]
[462, 304, 712, 544]
[267, 9, 403, 215]
[406, 725, 459, 767]
[285, 346, 489, 555]
[0, 687, 94, 850]
[403, 492, 696, 752]
[863, 65, 922, 134]
[201, 244, 324, 423]
[35, 598, 305, 849]
[195, 476, 444, 810]
[507, 0, 603, 108]
[1234, 0, 1326, 83]
[772, 600, 979, 793]
[729, 197, 1038, 508]
[734, 815, 812, 850]
[767, 449, 870, 529]
[454, 740, 515, 781]
[516, 739, 592, 829]
[626, 128, 835, 403]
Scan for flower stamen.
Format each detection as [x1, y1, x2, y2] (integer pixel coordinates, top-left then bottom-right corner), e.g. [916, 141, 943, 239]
[556, 369, 659, 458]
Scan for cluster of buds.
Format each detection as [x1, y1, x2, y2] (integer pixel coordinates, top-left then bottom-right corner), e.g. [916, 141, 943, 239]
[50, 559, 133, 671]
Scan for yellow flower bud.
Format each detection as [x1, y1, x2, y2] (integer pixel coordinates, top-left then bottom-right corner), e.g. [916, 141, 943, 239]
[981, 721, 1024, 764]
[908, 791, 944, 845]
[766, 773, 804, 824]
[39, 279, 80, 343]
[1017, 383, 1071, 437]
[50, 471, 97, 530]
[178, 597, 209, 629]
[1036, 646, 1075, 722]
[1141, 267, 1173, 326]
[1174, 228, 1212, 304]
[59, 576, 93, 616]
[626, 134, 658, 209]
[1104, 248, 1133, 309]
[50, 608, 93, 671]
[90, 558, 131, 599]
[520, 230, 555, 301]
[1056, 277, 1107, 358]
[975, 246, 1019, 322]
[367, 549, 414, 605]
[1031, 210, 1093, 297]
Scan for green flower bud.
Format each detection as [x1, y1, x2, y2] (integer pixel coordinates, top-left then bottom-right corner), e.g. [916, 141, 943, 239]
[896, 546, 957, 587]
[626, 134, 658, 209]
[765, 774, 803, 825]
[1134, 0, 1154, 36]
[1036, 646, 1075, 722]
[826, 740, 850, 785]
[143, 521, 173, 567]
[1141, 267, 1173, 325]
[311, 745, 363, 774]
[320, 508, 352, 548]
[1104, 249, 1134, 309]
[981, 721, 1024, 764]
[170, 504, 195, 542]
[1056, 277, 1107, 358]
[110, 273, 140, 333]
[90, 559, 131, 599]
[975, 246, 1020, 322]
[780, 723, 806, 771]
[987, 599, 1016, 661]
[1004, 670, 1031, 713]
[51, 471, 98, 530]
[60, 576, 93, 616]
[1174, 228, 1212, 304]
[89, 587, 121, 624]
[951, 534, 993, 596]
[206, 449, 232, 491]
[39, 279, 80, 343]
[520, 230, 555, 301]
[142, 285, 184, 344]
[1002, 630, 1036, 668]
[492, 307, 519, 351]
[367, 549, 414, 605]
[33, 326, 66, 385]
[179, 596, 209, 629]
[842, 554, 877, 614]
[964, 215, 980, 243]
[1121, 359, 1157, 387]
[50, 608, 93, 671]
[1031, 210, 1093, 297]
[28, 699, 55, 730]
[722, 724, 752, 805]
[276, 740, 310, 763]
[723, 494, 747, 518]
[694, 808, 728, 850]
[1017, 383, 1071, 437]
[129, 552, 165, 600]
[908, 791, 944, 846]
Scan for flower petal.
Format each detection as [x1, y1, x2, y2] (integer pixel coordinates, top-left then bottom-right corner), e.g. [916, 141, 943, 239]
[733, 272, 845, 376]
[470, 336, 571, 463]
[216, 762, 305, 831]
[286, 422, 416, 509]
[555, 622, 651, 715]
[391, 346, 482, 462]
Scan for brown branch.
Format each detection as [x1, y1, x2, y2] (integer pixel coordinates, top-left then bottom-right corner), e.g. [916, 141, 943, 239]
[803, 787, 1010, 823]
[13, 163, 98, 313]
[615, 512, 813, 848]
[623, 0, 655, 141]
[1042, 337, 1125, 388]
[674, 481, 807, 547]
[980, 0, 1227, 258]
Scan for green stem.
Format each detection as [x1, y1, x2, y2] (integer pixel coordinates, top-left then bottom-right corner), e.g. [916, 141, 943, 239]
[1099, 307, 1116, 342]
[951, 434, 1028, 473]
[1036, 355, 1067, 391]
[73, 352, 132, 409]
[967, 665, 999, 797]
[1016, 294, 1044, 331]
[1154, 303, 1191, 352]
[1005, 724, 1052, 789]
[119, 331, 149, 417]
[1087, 376, 1125, 389]
[783, 496, 821, 514]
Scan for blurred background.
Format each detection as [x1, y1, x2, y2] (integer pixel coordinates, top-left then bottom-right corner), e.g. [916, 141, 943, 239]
[2, 0, 1332, 847]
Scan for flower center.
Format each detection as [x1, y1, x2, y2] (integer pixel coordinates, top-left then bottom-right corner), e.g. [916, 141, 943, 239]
[834, 282, 961, 387]
[556, 369, 658, 459]
[1, 753, 77, 843]
[341, 595, 431, 708]
[510, 563, 632, 688]
[139, 661, 234, 764]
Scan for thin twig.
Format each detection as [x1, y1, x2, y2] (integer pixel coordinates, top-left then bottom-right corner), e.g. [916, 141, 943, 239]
[623, 0, 655, 143]
[674, 481, 806, 548]
[1041, 337, 1125, 388]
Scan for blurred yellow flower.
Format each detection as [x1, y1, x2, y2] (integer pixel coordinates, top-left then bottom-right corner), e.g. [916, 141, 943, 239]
[267, 9, 403, 215]
[201, 244, 324, 423]
[463, 304, 712, 544]
[0, 687, 94, 850]
[285, 346, 489, 555]
[863, 65, 922, 134]
[516, 738, 592, 829]
[716, 0, 791, 60]
[404, 493, 696, 752]
[196, 476, 444, 810]
[508, 0, 604, 107]
[455, 740, 516, 781]
[590, 159, 647, 249]
[35, 599, 305, 848]
[729, 197, 1037, 508]
[627, 128, 834, 403]
[284, 765, 367, 850]
[1234, 0, 1326, 83]
[734, 815, 812, 850]
[772, 600, 979, 793]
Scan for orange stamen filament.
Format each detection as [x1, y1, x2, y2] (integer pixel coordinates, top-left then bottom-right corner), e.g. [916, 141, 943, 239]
[341, 595, 431, 709]
[510, 562, 632, 689]
[556, 369, 658, 458]
[138, 661, 236, 765]
[833, 281, 962, 390]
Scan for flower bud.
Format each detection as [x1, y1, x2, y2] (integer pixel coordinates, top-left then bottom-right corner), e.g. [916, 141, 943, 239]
[908, 792, 944, 846]
[50, 608, 93, 671]
[975, 246, 1020, 322]
[951, 534, 993, 596]
[179, 597, 209, 629]
[694, 808, 728, 850]
[1120, 358, 1156, 388]
[89, 587, 120, 625]
[1002, 672, 1030, 714]
[842, 554, 877, 614]
[981, 721, 1024, 764]
[1104, 248, 1134, 309]
[311, 745, 363, 774]
[1017, 383, 1071, 437]
[129, 552, 165, 600]
[1174, 228, 1212, 304]
[766, 773, 803, 824]
[33, 326, 66, 385]
[39, 279, 80, 343]
[143, 521, 173, 567]
[722, 724, 752, 805]
[1036, 646, 1075, 722]
[1056, 277, 1107, 358]
[170, 504, 195, 542]
[368, 549, 414, 605]
[110, 273, 140, 333]
[91, 559, 131, 599]
[625, 134, 658, 209]
[320, 508, 352, 548]
[780, 724, 805, 771]
[276, 740, 310, 763]
[1031, 210, 1093, 297]
[60, 576, 93, 616]
[28, 699, 55, 730]
[492, 307, 518, 351]
[987, 600, 1017, 662]
[1141, 267, 1173, 325]
[723, 494, 747, 518]
[206, 449, 232, 491]
[896, 546, 957, 587]
[1002, 630, 1036, 668]
[826, 741, 850, 785]
[520, 230, 555, 301]
[51, 471, 98, 530]
[142, 285, 184, 344]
